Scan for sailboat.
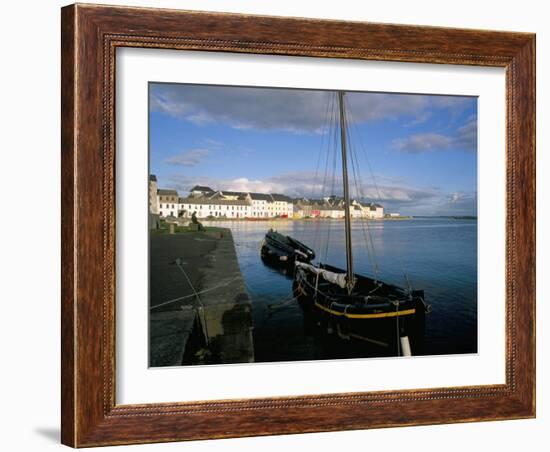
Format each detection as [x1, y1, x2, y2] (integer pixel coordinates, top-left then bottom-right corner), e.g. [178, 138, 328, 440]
[292, 91, 429, 356]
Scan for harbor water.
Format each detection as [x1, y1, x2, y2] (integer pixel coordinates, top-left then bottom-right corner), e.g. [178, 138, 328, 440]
[204, 218, 478, 362]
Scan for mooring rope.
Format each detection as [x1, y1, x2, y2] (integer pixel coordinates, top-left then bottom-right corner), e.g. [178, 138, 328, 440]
[266, 293, 300, 311]
[150, 274, 243, 310]
[158, 258, 211, 344]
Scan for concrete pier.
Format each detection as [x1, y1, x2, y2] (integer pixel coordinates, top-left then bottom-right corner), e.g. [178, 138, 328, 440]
[149, 228, 254, 366]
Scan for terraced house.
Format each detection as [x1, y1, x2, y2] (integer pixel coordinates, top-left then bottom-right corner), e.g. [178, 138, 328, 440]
[157, 188, 179, 217]
[148, 178, 294, 219]
[292, 196, 384, 219]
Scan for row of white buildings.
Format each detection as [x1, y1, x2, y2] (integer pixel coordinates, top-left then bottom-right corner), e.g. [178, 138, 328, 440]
[149, 175, 384, 220]
[293, 196, 384, 219]
[150, 177, 293, 219]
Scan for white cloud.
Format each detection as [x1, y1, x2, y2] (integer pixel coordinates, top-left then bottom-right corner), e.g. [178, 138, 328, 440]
[455, 118, 477, 150]
[392, 133, 454, 153]
[164, 148, 210, 167]
[392, 116, 477, 153]
[405, 112, 431, 127]
[221, 177, 281, 194]
[202, 138, 223, 147]
[166, 171, 437, 204]
[439, 191, 477, 216]
[150, 83, 476, 134]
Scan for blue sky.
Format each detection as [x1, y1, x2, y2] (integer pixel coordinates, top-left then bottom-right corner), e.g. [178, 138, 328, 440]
[149, 83, 477, 216]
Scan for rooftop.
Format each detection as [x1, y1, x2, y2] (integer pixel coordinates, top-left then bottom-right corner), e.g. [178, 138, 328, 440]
[179, 197, 252, 206]
[220, 190, 246, 197]
[157, 189, 178, 196]
[271, 193, 292, 202]
[249, 193, 273, 201]
[191, 185, 214, 193]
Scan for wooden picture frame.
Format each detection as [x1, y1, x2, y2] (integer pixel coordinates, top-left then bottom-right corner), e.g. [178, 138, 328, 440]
[61, 3, 535, 447]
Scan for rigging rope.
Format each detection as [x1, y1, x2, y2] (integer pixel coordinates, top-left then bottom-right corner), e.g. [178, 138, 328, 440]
[346, 102, 412, 291]
[324, 92, 341, 263]
[345, 108, 380, 279]
[308, 91, 413, 293]
[324, 107, 338, 263]
[311, 92, 334, 253]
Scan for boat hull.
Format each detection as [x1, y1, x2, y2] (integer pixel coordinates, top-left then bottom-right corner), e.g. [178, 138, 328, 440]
[260, 230, 315, 269]
[293, 264, 427, 356]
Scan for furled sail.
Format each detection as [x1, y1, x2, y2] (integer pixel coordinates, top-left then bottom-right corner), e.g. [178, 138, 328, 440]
[295, 262, 347, 289]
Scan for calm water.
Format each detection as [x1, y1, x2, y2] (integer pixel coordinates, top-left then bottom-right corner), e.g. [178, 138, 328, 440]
[204, 218, 478, 361]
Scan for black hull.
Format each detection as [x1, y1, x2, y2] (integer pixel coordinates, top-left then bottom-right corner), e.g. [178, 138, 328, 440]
[260, 243, 295, 267]
[260, 230, 315, 269]
[293, 263, 427, 355]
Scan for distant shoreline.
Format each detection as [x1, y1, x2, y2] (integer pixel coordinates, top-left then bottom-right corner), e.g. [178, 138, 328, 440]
[413, 215, 478, 220]
[160, 215, 477, 225]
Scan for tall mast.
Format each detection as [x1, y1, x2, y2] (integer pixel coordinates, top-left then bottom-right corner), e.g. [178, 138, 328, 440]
[338, 91, 355, 294]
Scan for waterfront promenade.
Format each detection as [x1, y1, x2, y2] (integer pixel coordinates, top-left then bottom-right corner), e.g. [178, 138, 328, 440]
[149, 227, 254, 366]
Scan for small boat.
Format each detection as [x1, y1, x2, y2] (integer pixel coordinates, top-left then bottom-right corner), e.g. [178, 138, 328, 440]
[292, 91, 430, 356]
[260, 229, 315, 267]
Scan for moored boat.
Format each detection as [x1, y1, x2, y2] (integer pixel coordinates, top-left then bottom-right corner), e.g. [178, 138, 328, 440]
[291, 91, 430, 356]
[260, 229, 315, 268]
[293, 262, 427, 355]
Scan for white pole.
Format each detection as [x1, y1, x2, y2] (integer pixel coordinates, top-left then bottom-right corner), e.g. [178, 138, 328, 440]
[400, 336, 412, 357]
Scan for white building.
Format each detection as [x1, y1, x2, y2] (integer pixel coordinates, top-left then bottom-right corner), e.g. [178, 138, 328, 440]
[318, 205, 345, 219]
[150, 181, 297, 220]
[363, 203, 384, 219]
[352, 205, 364, 218]
[270, 194, 294, 218]
[181, 186, 254, 219]
[157, 189, 179, 217]
[178, 196, 252, 219]
[292, 196, 384, 220]
[248, 193, 293, 218]
[182, 185, 294, 218]
[248, 193, 270, 218]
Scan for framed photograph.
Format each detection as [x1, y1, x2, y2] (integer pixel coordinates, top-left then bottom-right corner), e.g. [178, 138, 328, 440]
[61, 3, 535, 447]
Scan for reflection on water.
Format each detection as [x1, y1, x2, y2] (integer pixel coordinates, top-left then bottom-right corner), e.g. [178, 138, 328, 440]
[204, 218, 477, 361]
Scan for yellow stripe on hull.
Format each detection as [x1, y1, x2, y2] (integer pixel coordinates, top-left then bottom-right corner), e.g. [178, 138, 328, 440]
[314, 302, 416, 319]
